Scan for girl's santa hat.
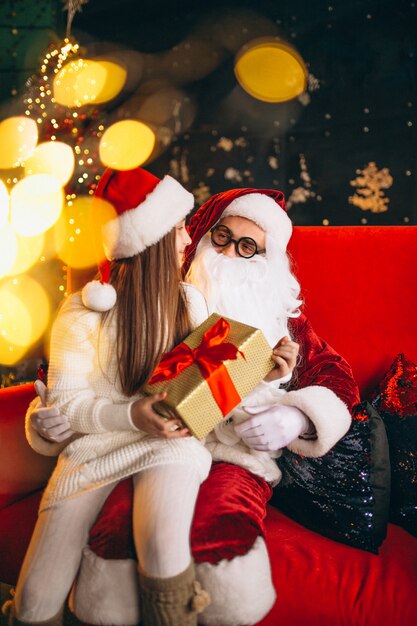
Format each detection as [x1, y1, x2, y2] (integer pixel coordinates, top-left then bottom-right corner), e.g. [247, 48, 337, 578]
[182, 187, 291, 274]
[82, 167, 194, 312]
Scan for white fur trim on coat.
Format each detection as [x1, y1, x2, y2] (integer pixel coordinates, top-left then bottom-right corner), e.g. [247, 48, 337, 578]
[280, 385, 352, 457]
[196, 536, 276, 626]
[102, 175, 194, 260]
[71, 539, 275, 626]
[222, 193, 292, 251]
[70, 547, 140, 625]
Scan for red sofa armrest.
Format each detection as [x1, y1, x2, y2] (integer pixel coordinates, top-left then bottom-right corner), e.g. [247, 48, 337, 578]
[0, 383, 56, 510]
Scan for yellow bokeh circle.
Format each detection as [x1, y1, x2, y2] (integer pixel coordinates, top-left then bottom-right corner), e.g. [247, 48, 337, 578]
[99, 120, 155, 170]
[234, 41, 307, 103]
[0, 335, 28, 366]
[25, 141, 75, 186]
[0, 117, 38, 169]
[54, 196, 117, 269]
[0, 289, 32, 347]
[8, 232, 45, 277]
[94, 61, 127, 104]
[53, 59, 126, 108]
[0, 224, 18, 278]
[0, 276, 50, 363]
[10, 174, 64, 236]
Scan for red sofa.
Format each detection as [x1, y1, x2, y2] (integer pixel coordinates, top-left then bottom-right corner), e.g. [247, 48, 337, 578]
[1, 226, 417, 626]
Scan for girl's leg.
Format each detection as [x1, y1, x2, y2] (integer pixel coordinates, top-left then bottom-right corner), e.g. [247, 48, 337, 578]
[132, 465, 210, 626]
[14, 484, 114, 623]
[132, 464, 200, 578]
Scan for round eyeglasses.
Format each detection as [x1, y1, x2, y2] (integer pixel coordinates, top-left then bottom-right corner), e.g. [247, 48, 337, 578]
[210, 224, 265, 259]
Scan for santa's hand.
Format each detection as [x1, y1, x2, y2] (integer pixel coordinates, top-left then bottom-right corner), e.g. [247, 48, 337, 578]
[234, 404, 309, 452]
[30, 380, 75, 443]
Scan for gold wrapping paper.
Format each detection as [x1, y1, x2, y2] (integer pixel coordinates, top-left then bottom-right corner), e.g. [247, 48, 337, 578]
[143, 313, 275, 440]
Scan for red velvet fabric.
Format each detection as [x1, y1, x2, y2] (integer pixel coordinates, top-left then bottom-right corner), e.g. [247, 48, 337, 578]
[289, 313, 360, 411]
[258, 506, 417, 626]
[0, 489, 42, 586]
[288, 226, 417, 398]
[89, 479, 135, 560]
[0, 383, 53, 510]
[191, 463, 272, 563]
[1, 491, 416, 626]
[89, 463, 272, 564]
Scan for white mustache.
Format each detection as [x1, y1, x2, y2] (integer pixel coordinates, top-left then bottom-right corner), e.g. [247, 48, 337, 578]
[204, 244, 269, 285]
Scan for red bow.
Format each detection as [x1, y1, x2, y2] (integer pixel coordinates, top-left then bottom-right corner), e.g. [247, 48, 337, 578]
[149, 317, 244, 416]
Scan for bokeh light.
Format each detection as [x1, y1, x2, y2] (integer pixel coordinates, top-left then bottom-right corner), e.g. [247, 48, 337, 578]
[8, 232, 45, 277]
[10, 174, 64, 236]
[99, 120, 155, 170]
[94, 61, 127, 103]
[54, 196, 117, 269]
[25, 141, 75, 186]
[234, 40, 307, 103]
[53, 58, 126, 107]
[0, 224, 18, 278]
[0, 117, 38, 169]
[0, 179, 9, 227]
[0, 335, 28, 366]
[0, 276, 50, 365]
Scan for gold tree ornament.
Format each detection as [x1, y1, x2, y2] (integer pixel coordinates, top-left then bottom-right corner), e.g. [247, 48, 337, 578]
[349, 161, 393, 213]
[62, 0, 90, 36]
[287, 154, 317, 209]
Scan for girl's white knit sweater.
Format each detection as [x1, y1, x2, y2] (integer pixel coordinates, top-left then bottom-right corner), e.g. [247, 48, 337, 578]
[39, 283, 212, 511]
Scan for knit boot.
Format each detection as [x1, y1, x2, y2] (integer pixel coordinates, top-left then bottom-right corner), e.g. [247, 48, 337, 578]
[1, 596, 64, 626]
[138, 562, 210, 626]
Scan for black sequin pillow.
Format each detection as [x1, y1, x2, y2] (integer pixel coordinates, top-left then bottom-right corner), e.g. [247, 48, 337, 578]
[271, 402, 390, 553]
[371, 353, 417, 538]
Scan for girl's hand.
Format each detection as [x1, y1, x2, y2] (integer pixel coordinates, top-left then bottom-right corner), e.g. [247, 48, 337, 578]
[264, 336, 299, 382]
[131, 392, 190, 438]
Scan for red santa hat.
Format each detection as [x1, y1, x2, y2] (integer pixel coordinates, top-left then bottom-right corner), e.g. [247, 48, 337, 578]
[182, 187, 290, 274]
[82, 167, 194, 312]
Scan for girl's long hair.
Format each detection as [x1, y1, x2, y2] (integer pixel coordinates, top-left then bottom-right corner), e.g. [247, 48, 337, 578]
[106, 228, 192, 396]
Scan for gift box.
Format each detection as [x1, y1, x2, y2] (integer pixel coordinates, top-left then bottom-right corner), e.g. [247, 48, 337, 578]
[143, 313, 275, 440]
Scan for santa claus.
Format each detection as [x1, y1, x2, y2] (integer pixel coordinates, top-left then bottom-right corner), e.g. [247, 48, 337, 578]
[26, 187, 360, 626]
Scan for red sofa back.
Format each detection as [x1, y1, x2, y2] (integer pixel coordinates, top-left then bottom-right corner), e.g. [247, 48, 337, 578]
[289, 226, 417, 398]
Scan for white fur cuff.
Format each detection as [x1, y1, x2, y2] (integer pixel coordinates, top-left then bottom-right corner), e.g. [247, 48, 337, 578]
[71, 538, 276, 626]
[70, 547, 140, 625]
[196, 537, 276, 626]
[280, 385, 352, 457]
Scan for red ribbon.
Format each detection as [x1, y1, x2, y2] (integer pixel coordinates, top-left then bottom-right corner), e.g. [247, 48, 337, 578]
[149, 317, 244, 416]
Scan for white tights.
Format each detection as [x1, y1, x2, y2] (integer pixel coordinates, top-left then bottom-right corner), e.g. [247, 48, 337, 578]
[15, 464, 201, 622]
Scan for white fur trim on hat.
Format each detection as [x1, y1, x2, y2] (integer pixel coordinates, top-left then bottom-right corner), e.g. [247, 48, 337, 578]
[81, 280, 117, 312]
[222, 193, 292, 251]
[102, 174, 194, 260]
[196, 537, 276, 626]
[280, 385, 352, 457]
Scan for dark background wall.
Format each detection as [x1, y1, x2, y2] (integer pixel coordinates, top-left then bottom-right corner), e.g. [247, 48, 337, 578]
[1, 0, 416, 226]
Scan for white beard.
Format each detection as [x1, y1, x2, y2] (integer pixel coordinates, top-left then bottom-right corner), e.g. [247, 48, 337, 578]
[186, 236, 300, 347]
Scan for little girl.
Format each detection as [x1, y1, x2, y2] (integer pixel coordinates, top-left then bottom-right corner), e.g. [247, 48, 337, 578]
[8, 167, 212, 626]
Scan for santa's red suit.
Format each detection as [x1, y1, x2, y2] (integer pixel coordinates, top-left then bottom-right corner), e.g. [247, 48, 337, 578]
[30, 188, 360, 626]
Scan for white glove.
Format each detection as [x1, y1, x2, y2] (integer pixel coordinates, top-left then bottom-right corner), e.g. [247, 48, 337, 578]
[30, 380, 75, 443]
[234, 404, 310, 452]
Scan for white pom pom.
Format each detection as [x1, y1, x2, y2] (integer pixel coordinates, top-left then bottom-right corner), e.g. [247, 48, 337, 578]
[81, 281, 117, 312]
